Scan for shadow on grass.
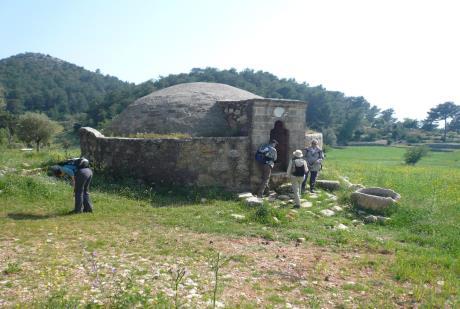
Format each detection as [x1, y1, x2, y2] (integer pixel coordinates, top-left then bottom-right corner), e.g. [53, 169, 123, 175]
[7, 211, 75, 220]
[89, 171, 236, 208]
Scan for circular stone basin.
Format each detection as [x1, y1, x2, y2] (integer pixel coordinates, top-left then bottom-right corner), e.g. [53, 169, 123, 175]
[351, 187, 401, 212]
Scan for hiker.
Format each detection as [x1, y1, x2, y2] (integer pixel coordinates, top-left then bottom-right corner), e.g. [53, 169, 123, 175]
[302, 139, 324, 193]
[52, 157, 93, 213]
[255, 139, 278, 197]
[287, 149, 308, 208]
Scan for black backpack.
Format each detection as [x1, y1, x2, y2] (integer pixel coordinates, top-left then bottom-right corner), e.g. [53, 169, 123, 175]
[292, 159, 306, 177]
[59, 157, 89, 169]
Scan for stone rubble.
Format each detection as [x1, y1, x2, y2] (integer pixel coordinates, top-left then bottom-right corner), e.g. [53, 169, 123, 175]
[245, 197, 263, 207]
[335, 223, 349, 231]
[320, 209, 335, 217]
[231, 214, 245, 220]
[331, 205, 343, 212]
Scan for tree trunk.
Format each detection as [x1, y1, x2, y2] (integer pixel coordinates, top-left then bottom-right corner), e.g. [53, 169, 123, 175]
[36, 140, 40, 152]
[443, 118, 447, 142]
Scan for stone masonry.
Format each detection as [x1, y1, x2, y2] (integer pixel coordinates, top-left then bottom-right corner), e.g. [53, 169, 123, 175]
[81, 95, 314, 191]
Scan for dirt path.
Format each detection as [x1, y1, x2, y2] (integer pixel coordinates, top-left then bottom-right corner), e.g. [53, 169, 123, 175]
[0, 223, 414, 308]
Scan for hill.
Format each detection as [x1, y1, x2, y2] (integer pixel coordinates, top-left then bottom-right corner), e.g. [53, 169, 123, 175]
[0, 53, 132, 119]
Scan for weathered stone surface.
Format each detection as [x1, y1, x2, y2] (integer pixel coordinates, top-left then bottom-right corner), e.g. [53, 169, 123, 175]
[301, 201, 313, 208]
[331, 206, 343, 212]
[320, 209, 335, 217]
[351, 187, 401, 212]
[377, 216, 391, 224]
[110, 82, 262, 137]
[339, 176, 365, 191]
[276, 183, 292, 195]
[277, 195, 291, 201]
[245, 196, 263, 207]
[335, 223, 349, 230]
[80, 127, 251, 191]
[364, 215, 378, 223]
[238, 192, 253, 200]
[316, 180, 341, 191]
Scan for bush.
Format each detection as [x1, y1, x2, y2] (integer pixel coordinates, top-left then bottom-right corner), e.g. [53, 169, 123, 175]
[404, 146, 429, 165]
[322, 128, 337, 146]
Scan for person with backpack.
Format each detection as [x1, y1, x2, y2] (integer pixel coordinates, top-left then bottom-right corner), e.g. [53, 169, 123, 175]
[255, 139, 278, 197]
[302, 139, 324, 193]
[287, 149, 308, 208]
[52, 157, 94, 213]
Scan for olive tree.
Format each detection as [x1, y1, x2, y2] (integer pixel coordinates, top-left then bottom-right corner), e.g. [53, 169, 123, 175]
[17, 112, 62, 151]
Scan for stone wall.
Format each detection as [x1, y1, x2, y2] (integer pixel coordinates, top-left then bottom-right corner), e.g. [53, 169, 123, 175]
[305, 133, 323, 149]
[80, 127, 251, 191]
[219, 100, 253, 136]
[248, 99, 308, 190]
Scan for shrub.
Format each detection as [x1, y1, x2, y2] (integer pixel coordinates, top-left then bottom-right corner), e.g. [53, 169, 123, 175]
[404, 145, 429, 165]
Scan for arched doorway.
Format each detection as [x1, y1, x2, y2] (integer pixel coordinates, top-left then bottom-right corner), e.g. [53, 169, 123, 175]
[270, 120, 289, 172]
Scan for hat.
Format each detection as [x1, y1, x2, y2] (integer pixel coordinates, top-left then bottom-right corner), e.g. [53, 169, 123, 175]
[293, 150, 303, 158]
[270, 139, 279, 146]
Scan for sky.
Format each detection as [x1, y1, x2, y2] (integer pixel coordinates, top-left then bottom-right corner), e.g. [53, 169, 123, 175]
[1, 0, 459, 120]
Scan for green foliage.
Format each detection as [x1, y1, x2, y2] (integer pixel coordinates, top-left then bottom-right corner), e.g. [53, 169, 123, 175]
[0, 147, 459, 307]
[3, 262, 22, 275]
[404, 146, 429, 165]
[426, 101, 460, 141]
[0, 53, 129, 118]
[16, 112, 62, 151]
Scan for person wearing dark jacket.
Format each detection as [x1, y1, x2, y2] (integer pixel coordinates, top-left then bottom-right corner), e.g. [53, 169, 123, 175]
[301, 139, 324, 193]
[52, 158, 93, 213]
[256, 139, 278, 197]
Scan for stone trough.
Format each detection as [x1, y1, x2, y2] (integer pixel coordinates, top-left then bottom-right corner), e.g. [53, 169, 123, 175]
[351, 187, 401, 212]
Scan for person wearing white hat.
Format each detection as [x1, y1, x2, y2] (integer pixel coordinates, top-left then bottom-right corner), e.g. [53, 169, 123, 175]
[287, 149, 308, 208]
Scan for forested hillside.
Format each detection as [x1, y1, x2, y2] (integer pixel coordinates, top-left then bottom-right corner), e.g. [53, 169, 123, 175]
[1, 53, 458, 145]
[0, 53, 135, 118]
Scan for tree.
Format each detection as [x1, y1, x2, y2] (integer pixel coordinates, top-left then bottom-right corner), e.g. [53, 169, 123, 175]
[402, 118, 419, 129]
[426, 102, 459, 141]
[17, 112, 62, 151]
[0, 109, 17, 145]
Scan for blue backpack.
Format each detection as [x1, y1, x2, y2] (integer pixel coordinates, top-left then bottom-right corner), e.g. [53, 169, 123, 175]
[255, 145, 270, 164]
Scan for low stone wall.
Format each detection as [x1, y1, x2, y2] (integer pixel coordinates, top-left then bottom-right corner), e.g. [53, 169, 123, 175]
[305, 133, 323, 149]
[80, 127, 251, 191]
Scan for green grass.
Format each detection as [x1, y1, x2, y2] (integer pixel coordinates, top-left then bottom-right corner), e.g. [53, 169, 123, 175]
[0, 146, 459, 307]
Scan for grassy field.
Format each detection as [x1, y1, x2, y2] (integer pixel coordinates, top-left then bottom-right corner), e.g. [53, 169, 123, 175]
[0, 146, 458, 308]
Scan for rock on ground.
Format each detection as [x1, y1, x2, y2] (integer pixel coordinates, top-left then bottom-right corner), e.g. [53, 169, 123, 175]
[331, 206, 343, 212]
[316, 180, 341, 191]
[320, 209, 335, 217]
[231, 214, 245, 220]
[335, 223, 349, 230]
[245, 197, 263, 207]
[238, 192, 254, 200]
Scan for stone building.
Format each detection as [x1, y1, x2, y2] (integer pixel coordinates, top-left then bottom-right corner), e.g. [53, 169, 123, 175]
[80, 82, 322, 191]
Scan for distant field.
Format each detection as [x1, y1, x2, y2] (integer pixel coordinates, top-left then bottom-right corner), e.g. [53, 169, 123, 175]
[0, 146, 458, 307]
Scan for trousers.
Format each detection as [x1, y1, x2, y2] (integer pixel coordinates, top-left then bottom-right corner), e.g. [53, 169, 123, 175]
[257, 164, 272, 197]
[74, 168, 93, 213]
[301, 171, 318, 192]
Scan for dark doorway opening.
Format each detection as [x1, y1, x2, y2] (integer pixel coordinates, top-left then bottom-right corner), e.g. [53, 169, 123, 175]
[270, 120, 289, 172]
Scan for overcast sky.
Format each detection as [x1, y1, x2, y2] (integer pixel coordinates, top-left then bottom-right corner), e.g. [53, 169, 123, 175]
[1, 0, 459, 120]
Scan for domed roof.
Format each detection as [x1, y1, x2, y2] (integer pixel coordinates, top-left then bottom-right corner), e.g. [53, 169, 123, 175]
[110, 82, 262, 136]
